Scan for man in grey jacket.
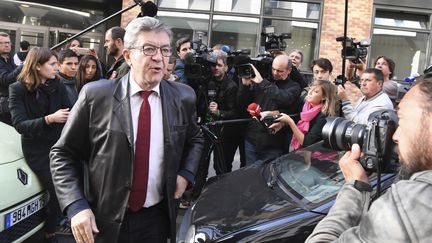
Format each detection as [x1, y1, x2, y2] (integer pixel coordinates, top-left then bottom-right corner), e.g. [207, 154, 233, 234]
[338, 68, 393, 125]
[306, 75, 432, 242]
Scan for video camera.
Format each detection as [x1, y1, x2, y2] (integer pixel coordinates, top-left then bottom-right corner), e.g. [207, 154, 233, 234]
[261, 26, 292, 52]
[322, 109, 399, 173]
[234, 54, 274, 80]
[184, 39, 217, 84]
[336, 36, 370, 64]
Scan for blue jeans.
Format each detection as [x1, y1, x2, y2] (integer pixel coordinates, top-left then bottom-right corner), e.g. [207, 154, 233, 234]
[244, 139, 284, 166]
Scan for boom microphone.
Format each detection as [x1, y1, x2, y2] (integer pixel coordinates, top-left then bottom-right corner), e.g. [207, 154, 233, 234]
[137, 1, 158, 18]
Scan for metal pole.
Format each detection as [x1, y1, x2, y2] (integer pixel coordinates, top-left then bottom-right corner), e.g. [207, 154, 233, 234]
[341, 0, 349, 80]
[51, 2, 139, 50]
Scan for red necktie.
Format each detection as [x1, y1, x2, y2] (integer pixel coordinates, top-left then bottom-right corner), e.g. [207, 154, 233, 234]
[129, 90, 152, 212]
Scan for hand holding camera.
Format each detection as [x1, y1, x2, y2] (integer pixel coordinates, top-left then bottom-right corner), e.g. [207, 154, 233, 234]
[338, 144, 370, 184]
[241, 64, 263, 86]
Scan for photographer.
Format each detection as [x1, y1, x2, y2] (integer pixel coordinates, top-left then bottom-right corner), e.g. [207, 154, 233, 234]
[306, 75, 432, 242]
[338, 68, 393, 125]
[238, 54, 301, 165]
[182, 50, 239, 207]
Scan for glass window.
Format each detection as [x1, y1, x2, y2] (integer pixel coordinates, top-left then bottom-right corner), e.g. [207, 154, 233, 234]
[264, 0, 320, 19]
[0, 1, 104, 31]
[214, 0, 261, 14]
[211, 15, 260, 56]
[374, 10, 428, 30]
[261, 19, 318, 71]
[20, 31, 44, 48]
[157, 11, 210, 50]
[157, 0, 211, 11]
[370, 29, 428, 80]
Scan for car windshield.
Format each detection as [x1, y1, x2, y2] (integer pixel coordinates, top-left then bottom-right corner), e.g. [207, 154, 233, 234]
[273, 142, 345, 204]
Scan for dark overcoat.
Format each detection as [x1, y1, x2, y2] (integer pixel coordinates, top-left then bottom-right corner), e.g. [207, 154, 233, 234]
[50, 74, 204, 242]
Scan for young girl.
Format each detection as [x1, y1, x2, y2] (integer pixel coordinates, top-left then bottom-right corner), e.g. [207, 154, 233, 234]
[271, 80, 338, 150]
[76, 54, 102, 92]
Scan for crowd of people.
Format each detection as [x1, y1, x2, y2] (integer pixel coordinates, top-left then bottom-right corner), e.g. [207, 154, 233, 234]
[0, 12, 430, 243]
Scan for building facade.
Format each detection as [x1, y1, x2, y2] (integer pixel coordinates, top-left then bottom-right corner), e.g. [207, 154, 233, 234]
[121, 0, 432, 81]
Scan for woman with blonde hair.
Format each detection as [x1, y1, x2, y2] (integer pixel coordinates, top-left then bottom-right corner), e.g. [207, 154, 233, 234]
[271, 80, 338, 151]
[9, 47, 71, 242]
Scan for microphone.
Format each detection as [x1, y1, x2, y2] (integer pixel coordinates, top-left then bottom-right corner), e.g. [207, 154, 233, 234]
[137, 1, 158, 18]
[247, 102, 261, 119]
[207, 81, 217, 102]
[184, 52, 195, 65]
[221, 45, 231, 53]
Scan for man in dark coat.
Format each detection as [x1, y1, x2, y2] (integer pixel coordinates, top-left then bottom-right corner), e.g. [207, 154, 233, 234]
[0, 32, 23, 125]
[50, 17, 204, 243]
[104, 27, 130, 80]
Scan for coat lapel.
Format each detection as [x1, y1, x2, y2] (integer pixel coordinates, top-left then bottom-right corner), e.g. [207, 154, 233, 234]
[112, 75, 133, 146]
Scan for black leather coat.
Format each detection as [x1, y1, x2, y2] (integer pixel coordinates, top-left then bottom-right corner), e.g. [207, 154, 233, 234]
[50, 74, 204, 242]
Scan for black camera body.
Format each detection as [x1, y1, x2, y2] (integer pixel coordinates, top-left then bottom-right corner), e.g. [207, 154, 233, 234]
[336, 36, 370, 63]
[184, 40, 217, 83]
[234, 54, 274, 80]
[322, 110, 399, 172]
[262, 33, 291, 52]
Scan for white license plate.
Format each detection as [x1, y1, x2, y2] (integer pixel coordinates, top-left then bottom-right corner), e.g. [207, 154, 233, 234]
[5, 195, 46, 229]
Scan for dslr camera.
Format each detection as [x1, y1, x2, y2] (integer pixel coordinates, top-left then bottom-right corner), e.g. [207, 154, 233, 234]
[184, 39, 217, 83]
[336, 36, 370, 64]
[322, 110, 399, 172]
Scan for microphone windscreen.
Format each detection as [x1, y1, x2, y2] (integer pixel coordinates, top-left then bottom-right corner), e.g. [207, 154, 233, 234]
[221, 45, 231, 53]
[138, 1, 158, 17]
[233, 55, 251, 66]
[184, 52, 195, 65]
[247, 103, 261, 118]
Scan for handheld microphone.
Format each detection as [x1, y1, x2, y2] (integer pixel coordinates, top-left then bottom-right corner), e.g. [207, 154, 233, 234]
[207, 81, 217, 102]
[137, 1, 158, 18]
[247, 103, 261, 119]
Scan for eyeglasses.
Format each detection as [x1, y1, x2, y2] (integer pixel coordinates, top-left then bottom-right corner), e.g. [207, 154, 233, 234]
[0, 42, 11, 45]
[133, 45, 173, 57]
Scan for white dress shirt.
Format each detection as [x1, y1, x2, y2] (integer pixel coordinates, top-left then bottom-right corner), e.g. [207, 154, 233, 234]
[129, 77, 165, 208]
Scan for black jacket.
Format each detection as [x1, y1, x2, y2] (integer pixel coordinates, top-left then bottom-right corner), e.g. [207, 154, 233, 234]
[50, 74, 204, 242]
[106, 55, 129, 80]
[0, 56, 22, 114]
[238, 77, 301, 150]
[58, 73, 78, 105]
[8, 80, 71, 171]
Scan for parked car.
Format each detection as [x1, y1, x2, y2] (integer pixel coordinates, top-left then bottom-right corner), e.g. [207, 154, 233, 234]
[0, 122, 47, 242]
[178, 142, 395, 243]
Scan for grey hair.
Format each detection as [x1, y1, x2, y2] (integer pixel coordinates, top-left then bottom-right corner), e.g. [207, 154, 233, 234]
[124, 17, 173, 50]
[0, 32, 9, 38]
[289, 49, 304, 63]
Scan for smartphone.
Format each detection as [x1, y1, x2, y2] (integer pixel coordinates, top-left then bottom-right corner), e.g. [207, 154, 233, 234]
[74, 47, 90, 56]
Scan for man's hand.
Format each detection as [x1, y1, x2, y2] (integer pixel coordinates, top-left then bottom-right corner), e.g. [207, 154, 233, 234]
[71, 209, 99, 243]
[209, 101, 218, 114]
[249, 64, 263, 84]
[337, 85, 348, 101]
[339, 144, 369, 184]
[174, 175, 188, 199]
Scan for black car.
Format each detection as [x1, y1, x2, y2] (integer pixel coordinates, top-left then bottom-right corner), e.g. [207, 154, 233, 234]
[177, 142, 395, 243]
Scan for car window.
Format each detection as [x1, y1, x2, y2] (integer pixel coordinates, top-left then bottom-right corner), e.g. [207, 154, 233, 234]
[274, 146, 346, 204]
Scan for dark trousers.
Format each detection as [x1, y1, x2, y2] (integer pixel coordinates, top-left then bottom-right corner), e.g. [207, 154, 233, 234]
[118, 199, 169, 243]
[36, 169, 62, 234]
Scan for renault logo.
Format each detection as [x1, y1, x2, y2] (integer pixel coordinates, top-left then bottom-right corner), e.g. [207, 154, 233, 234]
[17, 169, 28, 185]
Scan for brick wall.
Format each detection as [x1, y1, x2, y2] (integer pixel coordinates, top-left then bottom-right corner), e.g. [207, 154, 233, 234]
[320, 0, 373, 76]
[121, 0, 142, 28]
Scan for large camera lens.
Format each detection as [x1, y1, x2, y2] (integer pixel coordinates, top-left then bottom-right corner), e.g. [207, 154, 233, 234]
[322, 117, 366, 150]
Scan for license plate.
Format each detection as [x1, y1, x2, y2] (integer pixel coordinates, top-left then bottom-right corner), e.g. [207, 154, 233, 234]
[5, 195, 46, 229]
